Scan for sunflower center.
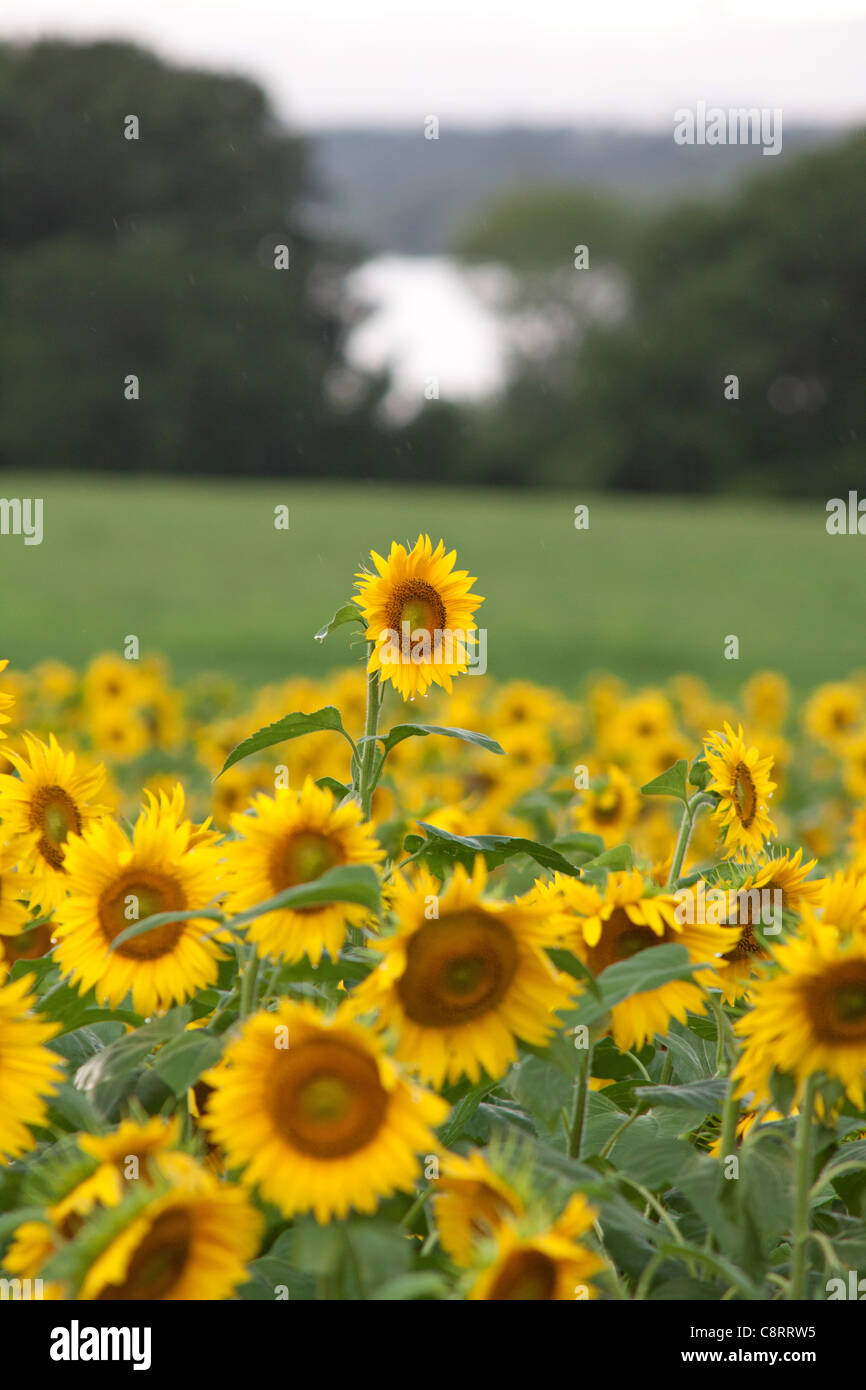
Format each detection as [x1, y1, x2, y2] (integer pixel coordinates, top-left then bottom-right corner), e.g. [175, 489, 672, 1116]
[732, 762, 757, 827]
[805, 961, 866, 1043]
[722, 921, 766, 963]
[593, 789, 622, 822]
[585, 907, 669, 975]
[98, 870, 188, 960]
[30, 785, 82, 869]
[396, 909, 519, 1027]
[269, 831, 342, 895]
[488, 1248, 558, 1300]
[0, 921, 54, 964]
[385, 580, 447, 638]
[96, 1209, 193, 1300]
[270, 1037, 388, 1158]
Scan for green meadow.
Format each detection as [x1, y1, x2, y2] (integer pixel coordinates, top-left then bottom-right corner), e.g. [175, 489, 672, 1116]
[0, 475, 858, 695]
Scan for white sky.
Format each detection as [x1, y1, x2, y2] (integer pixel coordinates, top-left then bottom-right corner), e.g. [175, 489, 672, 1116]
[1, 0, 865, 128]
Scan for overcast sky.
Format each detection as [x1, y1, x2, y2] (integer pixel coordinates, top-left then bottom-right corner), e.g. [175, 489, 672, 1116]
[1, 0, 865, 129]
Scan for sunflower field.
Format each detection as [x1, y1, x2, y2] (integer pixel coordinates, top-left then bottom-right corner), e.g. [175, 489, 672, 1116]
[2, 533, 866, 1306]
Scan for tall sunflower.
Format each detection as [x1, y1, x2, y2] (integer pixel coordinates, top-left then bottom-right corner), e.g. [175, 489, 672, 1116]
[353, 860, 576, 1088]
[353, 535, 484, 700]
[704, 722, 777, 858]
[202, 999, 447, 1223]
[222, 778, 384, 965]
[0, 734, 108, 911]
[552, 870, 729, 1051]
[468, 1193, 603, 1301]
[734, 913, 866, 1109]
[52, 786, 225, 1016]
[0, 973, 63, 1160]
[713, 849, 822, 1003]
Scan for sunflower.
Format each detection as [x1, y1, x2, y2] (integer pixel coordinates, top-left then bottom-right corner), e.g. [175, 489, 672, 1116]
[76, 1164, 261, 1301]
[803, 682, 863, 747]
[842, 734, 866, 800]
[553, 870, 729, 1051]
[202, 999, 448, 1223]
[222, 778, 383, 965]
[573, 765, 640, 848]
[734, 915, 866, 1109]
[710, 850, 822, 1003]
[89, 708, 150, 762]
[82, 653, 148, 709]
[817, 870, 866, 933]
[353, 861, 576, 1087]
[743, 672, 789, 733]
[50, 1118, 184, 1231]
[703, 722, 777, 858]
[433, 1149, 524, 1265]
[52, 786, 225, 1016]
[0, 734, 109, 911]
[353, 534, 484, 700]
[0, 658, 14, 739]
[0, 973, 63, 1160]
[0, 843, 35, 939]
[468, 1193, 603, 1301]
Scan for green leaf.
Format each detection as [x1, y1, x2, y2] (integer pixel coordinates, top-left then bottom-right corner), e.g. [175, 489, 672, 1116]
[217, 707, 352, 777]
[313, 602, 364, 643]
[580, 843, 634, 875]
[634, 1079, 728, 1115]
[552, 831, 605, 857]
[152, 1030, 223, 1095]
[226, 863, 380, 928]
[640, 760, 689, 804]
[689, 755, 712, 790]
[564, 943, 696, 1031]
[438, 1079, 495, 1147]
[315, 776, 351, 800]
[108, 904, 223, 954]
[413, 823, 580, 877]
[369, 724, 504, 757]
[370, 1272, 450, 1301]
[75, 1009, 190, 1114]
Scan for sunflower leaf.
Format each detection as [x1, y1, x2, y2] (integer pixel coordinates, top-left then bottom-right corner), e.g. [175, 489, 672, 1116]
[313, 602, 364, 642]
[225, 863, 381, 928]
[361, 724, 505, 757]
[640, 760, 689, 804]
[152, 1029, 224, 1095]
[216, 707, 354, 777]
[412, 823, 580, 877]
[562, 943, 696, 1030]
[633, 1078, 729, 1115]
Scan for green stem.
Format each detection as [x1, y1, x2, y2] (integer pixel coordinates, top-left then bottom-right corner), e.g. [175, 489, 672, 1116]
[717, 1076, 740, 1166]
[666, 793, 714, 887]
[238, 951, 260, 1018]
[357, 651, 382, 821]
[790, 1073, 818, 1299]
[599, 1103, 645, 1160]
[568, 1043, 593, 1159]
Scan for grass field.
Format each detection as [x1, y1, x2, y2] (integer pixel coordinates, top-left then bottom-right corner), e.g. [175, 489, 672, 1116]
[0, 474, 858, 694]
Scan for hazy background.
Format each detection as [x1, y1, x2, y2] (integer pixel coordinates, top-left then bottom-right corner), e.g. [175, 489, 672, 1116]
[0, 3, 864, 688]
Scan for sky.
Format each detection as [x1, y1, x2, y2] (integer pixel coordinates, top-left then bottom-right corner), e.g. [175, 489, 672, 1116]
[1, 0, 865, 129]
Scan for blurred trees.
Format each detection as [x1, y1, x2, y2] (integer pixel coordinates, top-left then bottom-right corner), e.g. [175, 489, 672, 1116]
[458, 135, 865, 494]
[0, 39, 388, 476]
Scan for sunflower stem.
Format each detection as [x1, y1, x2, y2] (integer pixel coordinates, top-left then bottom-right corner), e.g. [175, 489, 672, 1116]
[568, 1042, 593, 1159]
[666, 792, 714, 887]
[357, 651, 382, 821]
[790, 1073, 818, 1299]
[238, 950, 260, 1018]
[718, 1076, 740, 1168]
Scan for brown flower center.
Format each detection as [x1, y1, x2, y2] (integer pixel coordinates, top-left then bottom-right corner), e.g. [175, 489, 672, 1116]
[397, 909, 519, 1027]
[0, 921, 54, 964]
[29, 785, 82, 870]
[98, 870, 187, 960]
[804, 961, 866, 1044]
[269, 1037, 388, 1158]
[385, 579, 447, 638]
[97, 1209, 193, 1300]
[585, 907, 671, 975]
[268, 831, 342, 903]
[488, 1248, 558, 1300]
[732, 762, 757, 827]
